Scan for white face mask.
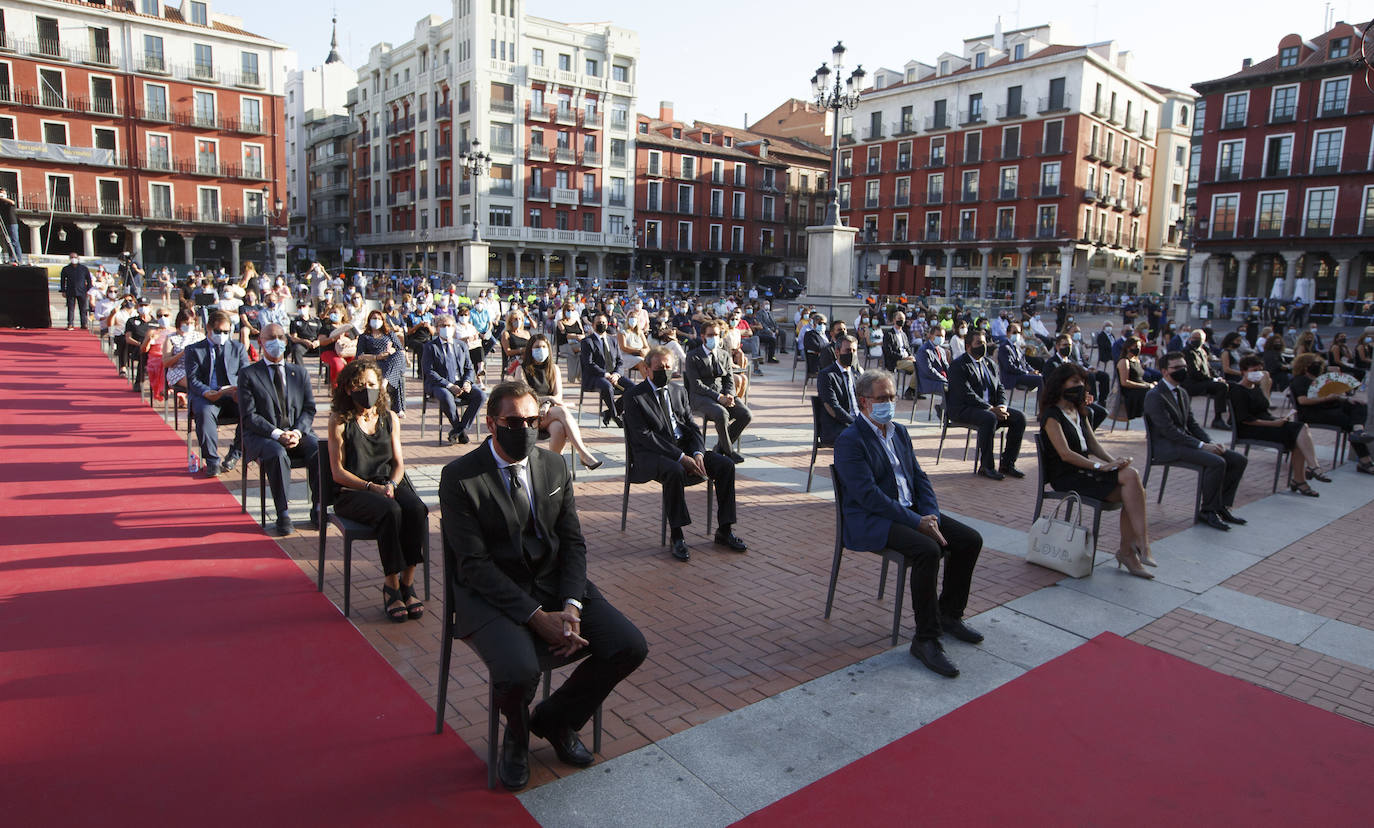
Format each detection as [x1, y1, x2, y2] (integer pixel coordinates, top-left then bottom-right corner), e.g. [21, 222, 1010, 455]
[437, 326, 455, 341]
[531, 347, 550, 363]
[369, 318, 383, 330]
[179, 324, 191, 334]
[932, 337, 944, 347]
[1246, 371, 1265, 383]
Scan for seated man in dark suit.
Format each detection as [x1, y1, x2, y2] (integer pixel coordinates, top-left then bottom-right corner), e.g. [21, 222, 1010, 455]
[801, 313, 831, 373]
[946, 329, 1026, 481]
[1182, 329, 1231, 430]
[1144, 351, 1248, 531]
[238, 323, 321, 536]
[817, 335, 861, 443]
[439, 382, 648, 791]
[684, 319, 752, 462]
[882, 311, 917, 399]
[915, 326, 950, 406]
[579, 313, 632, 427]
[184, 310, 248, 477]
[623, 346, 748, 562]
[834, 368, 984, 678]
[997, 322, 1045, 399]
[422, 314, 486, 444]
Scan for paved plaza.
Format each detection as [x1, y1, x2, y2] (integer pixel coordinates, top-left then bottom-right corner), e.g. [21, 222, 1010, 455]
[183, 322, 1374, 824]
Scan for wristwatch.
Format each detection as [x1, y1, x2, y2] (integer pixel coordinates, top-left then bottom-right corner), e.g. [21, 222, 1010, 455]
[1092, 461, 1102, 470]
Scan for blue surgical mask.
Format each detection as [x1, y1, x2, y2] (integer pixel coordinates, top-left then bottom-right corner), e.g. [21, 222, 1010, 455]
[704, 336, 720, 350]
[262, 338, 287, 360]
[871, 401, 895, 424]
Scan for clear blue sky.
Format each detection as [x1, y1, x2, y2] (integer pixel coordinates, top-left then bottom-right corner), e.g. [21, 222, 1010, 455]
[241, 0, 1365, 123]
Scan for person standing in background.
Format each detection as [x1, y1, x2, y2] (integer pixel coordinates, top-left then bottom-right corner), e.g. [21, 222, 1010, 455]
[60, 253, 93, 330]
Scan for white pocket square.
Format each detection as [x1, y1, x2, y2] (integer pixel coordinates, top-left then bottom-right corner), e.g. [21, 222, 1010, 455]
[548, 487, 561, 496]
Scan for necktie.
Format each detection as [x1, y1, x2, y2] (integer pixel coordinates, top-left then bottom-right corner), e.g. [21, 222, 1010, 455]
[843, 371, 855, 414]
[273, 364, 289, 428]
[1175, 387, 1185, 417]
[207, 344, 219, 387]
[506, 466, 530, 529]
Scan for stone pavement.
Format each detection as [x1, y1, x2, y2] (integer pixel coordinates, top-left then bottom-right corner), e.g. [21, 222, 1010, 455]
[98, 322, 1374, 825]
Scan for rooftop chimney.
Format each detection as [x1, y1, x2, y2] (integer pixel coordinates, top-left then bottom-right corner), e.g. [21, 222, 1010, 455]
[659, 101, 674, 123]
[1242, 58, 1252, 69]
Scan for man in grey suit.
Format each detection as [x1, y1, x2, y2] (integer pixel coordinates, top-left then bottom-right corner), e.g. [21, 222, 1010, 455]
[1144, 351, 1249, 531]
[684, 319, 751, 462]
[439, 383, 647, 791]
[422, 314, 486, 444]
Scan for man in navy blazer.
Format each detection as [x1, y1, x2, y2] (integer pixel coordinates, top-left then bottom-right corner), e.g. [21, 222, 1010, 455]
[580, 313, 631, 426]
[185, 309, 248, 477]
[238, 323, 320, 535]
[816, 335, 860, 443]
[833, 368, 985, 678]
[947, 329, 1026, 480]
[422, 314, 485, 444]
[996, 322, 1044, 398]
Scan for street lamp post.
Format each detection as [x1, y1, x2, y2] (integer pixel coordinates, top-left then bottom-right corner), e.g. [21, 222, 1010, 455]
[260, 187, 282, 274]
[811, 41, 865, 227]
[459, 138, 493, 242]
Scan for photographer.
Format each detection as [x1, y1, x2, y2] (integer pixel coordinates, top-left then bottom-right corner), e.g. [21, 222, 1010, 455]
[118, 253, 145, 299]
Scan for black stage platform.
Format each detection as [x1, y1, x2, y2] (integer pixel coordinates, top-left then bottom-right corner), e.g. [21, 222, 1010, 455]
[0, 266, 52, 328]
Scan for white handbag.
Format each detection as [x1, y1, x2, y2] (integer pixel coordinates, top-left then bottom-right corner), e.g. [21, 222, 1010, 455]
[1027, 492, 1096, 578]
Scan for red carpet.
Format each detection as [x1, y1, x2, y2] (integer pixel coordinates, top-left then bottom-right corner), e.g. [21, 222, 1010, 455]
[737, 633, 1374, 826]
[0, 330, 533, 826]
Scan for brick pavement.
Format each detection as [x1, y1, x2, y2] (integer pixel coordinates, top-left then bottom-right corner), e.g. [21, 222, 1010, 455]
[143, 338, 1374, 791]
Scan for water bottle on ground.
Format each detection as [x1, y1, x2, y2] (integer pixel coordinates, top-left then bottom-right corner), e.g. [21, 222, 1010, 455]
[188, 449, 200, 475]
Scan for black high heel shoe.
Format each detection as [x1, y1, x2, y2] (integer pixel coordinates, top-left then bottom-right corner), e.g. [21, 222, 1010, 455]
[1288, 480, 1320, 497]
[401, 583, 424, 620]
[382, 584, 408, 623]
[1307, 467, 1332, 483]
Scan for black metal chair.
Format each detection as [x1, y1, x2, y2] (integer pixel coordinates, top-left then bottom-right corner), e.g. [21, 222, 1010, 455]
[432, 522, 602, 790]
[1286, 389, 1349, 468]
[315, 448, 430, 617]
[824, 464, 935, 647]
[420, 386, 482, 446]
[1031, 433, 1122, 574]
[241, 437, 315, 528]
[934, 391, 1003, 472]
[619, 428, 712, 545]
[1225, 396, 1290, 494]
[807, 395, 835, 492]
[1141, 426, 1205, 523]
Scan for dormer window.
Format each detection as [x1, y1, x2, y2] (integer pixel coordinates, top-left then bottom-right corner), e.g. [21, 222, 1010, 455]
[1329, 37, 1350, 59]
[939, 59, 949, 74]
[1013, 43, 1025, 60]
[140, 0, 161, 15]
[189, 1, 209, 26]
[1278, 45, 1299, 67]
[974, 52, 986, 69]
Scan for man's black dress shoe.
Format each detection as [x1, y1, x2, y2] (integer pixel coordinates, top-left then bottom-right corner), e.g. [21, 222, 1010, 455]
[1199, 511, 1231, 531]
[721, 449, 745, 464]
[977, 467, 1005, 481]
[1218, 508, 1247, 525]
[910, 639, 959, 678]
[530, 709, 594, 767]
[200, 464, 221, 478]
[713, 531, 748, 552]
[903, 387, 917, 400]
[497, 725, 530, 791]
[446, 428, 459, 444]
[1211, 419, 1229, 431]
[274, 515, 294, 537]
[671, 539, 690, 561]
[221, 456, 238, 473]
[998, 464, 1026, 479]
[457, 431, 471, 444]
[940, 615, 985, 644]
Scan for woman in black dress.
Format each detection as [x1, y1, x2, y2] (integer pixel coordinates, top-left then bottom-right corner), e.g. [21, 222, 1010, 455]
[1261, 334, 1291, 392]
[1290, 353, 1374, 474]
[1230, 354, 1325, 495]
[519, 334, 601, 469]
[357, 309, 407, 415]
[1113, 335, 1154, 420]
[1039, 364, 1154, 578]
[327, 357, 429, 621]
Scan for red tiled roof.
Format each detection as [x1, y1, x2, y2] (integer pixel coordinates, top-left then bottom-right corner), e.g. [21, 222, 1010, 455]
[45, 0, 272, 42]
[1193, 22, 1363, 89]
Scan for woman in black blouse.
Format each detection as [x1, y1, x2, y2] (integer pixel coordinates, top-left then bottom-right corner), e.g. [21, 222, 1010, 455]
[1230, 354, 1325, 496]
[1039, 364, 1154, 578]
[1289, 353, 1374, 474]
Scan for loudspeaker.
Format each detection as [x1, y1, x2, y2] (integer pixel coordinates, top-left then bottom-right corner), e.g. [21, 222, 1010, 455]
[0, 266, 53, 328]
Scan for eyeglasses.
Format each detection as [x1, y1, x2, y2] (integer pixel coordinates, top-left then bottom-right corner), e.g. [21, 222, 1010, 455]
[496, 416, 541, 429]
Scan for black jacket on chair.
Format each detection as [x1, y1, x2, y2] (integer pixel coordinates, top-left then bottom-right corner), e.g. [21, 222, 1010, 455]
[439, 442, 587, 638]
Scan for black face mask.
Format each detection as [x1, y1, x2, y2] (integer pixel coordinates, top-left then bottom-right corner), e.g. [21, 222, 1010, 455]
[652, 367, 670, 387]
[495, 423, 539, 462]
[837, 351, 854, 367]
[1307, 363, 1323, 377]
[1058, 346, 1072, 357]
[969, 344, 987, 360]
[594, 323, 608, 334]
[351, 387, 380, 409]
[1168, 368, 1189, 384]
[1062, 386, 1087, 404]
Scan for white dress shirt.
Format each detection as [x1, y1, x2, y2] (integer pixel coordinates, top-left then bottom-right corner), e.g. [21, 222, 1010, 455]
[860, 414, 912, 507]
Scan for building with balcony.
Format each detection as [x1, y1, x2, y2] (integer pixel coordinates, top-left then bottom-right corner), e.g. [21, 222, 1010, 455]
[838, 22, 1163, 302]
[300, 110, 353, 269]
[284, 16, 353, 267]
[1189, 21, 1374, 319]
[349, 3, 638, 284]
[633, 102, 828, 291]
[1140, 85, 1195, 295]
[0, 0, 288, 273]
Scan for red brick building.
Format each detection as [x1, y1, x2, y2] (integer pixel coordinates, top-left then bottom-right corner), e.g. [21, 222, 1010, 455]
[634, 103, 826, 292]
[0, 0, 287, 272]
[1190, 22, 1374, 318]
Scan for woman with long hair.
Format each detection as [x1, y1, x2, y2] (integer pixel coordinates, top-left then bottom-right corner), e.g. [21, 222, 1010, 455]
[519, 334, 601, 469]
[501, 311, 530, 376]
[327, 357, 428, 622]
[1113, 335, 1154, 420]
[317, 302, 357, 386]
[1039, 364, 1155, 578]
[1230, 354, 1327, 495]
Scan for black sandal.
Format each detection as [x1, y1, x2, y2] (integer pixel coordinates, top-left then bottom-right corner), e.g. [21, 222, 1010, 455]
[1307, 467, 1332, 483]
[401, 583, 424, 620]
[382, 584, 408, 623]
